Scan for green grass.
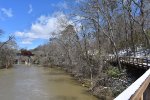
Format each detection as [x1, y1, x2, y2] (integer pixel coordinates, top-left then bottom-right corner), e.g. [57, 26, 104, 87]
[107, 67, 121, 78]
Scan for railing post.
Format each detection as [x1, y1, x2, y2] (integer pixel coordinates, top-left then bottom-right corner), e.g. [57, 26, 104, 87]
[146, 57, 148, 67]
[125, 57, 127, 63]
[126, 57, 128, 63]
[133, 58, 135, 65]
[140, 94, 143, 100]
[128, 57, 130, 63]
[141, 59, 144, 67]
[131, 57, 133, 64]
[136, 58, 138, 65]
[148, 59, 150, 67]
[144, 84, 150, 100]
[139, 58, 141, 66]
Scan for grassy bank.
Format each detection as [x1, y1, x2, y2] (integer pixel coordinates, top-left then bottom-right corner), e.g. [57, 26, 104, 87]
[41, 64, 132, 100]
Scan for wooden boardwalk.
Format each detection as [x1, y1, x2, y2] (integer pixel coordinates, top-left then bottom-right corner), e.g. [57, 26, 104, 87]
[108, 56, 150, 100]
[107, 56, 150, 70]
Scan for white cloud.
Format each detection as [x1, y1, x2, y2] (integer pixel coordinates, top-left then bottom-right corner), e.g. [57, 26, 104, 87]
[1, 8, 13, 17]
[15, 32, 24, 37]
[15, 12, 69, 45]
[51, 1, 68, 9]
[28, 4, 33, 14]
[21, 39, 33, 44]
[75, 0, 84, 3]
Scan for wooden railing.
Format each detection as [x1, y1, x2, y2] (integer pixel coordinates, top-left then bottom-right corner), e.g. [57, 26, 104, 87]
[104, 56, 150, 99]
[119, 57, 150, 68]
[114, 68, 150, 100]
[107, 56, 150, 69]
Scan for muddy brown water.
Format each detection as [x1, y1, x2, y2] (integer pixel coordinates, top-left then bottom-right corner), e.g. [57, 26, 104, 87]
[0, 65, 98, 100]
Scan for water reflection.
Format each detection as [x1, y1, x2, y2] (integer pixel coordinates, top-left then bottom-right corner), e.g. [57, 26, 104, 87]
[0, 65, 98, 100]
[49, 96, 77, 100]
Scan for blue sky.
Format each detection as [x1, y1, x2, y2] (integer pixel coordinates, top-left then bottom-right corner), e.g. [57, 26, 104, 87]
[0, 0, 71, 49]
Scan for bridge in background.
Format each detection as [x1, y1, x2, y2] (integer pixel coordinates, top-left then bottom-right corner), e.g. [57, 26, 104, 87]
[14, 50, 34, 65]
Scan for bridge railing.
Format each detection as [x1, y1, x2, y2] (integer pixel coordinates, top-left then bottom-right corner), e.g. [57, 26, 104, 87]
[107, 56, 150, 69]
[114, 68, 150, 100]
[105, 56, 150, 99]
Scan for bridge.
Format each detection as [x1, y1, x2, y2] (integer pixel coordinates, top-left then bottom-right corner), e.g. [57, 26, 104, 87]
[108, 56, 150, 70]
[107, 56, 150, 100]
[14, 50, 34, 65]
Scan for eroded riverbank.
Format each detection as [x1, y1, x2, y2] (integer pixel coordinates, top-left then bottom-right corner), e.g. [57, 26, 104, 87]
[0, 64, 98, 100]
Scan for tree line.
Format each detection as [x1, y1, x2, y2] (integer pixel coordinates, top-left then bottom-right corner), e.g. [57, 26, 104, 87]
[30, 0, 150, 98]
[34, 0, 150, 79]
[0, 31, 16, 68]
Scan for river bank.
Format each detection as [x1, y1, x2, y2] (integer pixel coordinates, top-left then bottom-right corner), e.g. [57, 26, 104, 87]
[45, 64, 137, 100]
[0, 64, 98, 100]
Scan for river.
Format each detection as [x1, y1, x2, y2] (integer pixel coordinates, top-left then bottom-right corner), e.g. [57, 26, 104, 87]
[0, 65, 98, 100]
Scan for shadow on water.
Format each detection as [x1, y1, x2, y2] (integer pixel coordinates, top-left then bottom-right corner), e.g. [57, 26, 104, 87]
[48, 74, 81, 85]
[46, 72, 67, 76]
[49, 96, 77, 100]
[48, 78, 66, 82]
[126, 67, 146, 82]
